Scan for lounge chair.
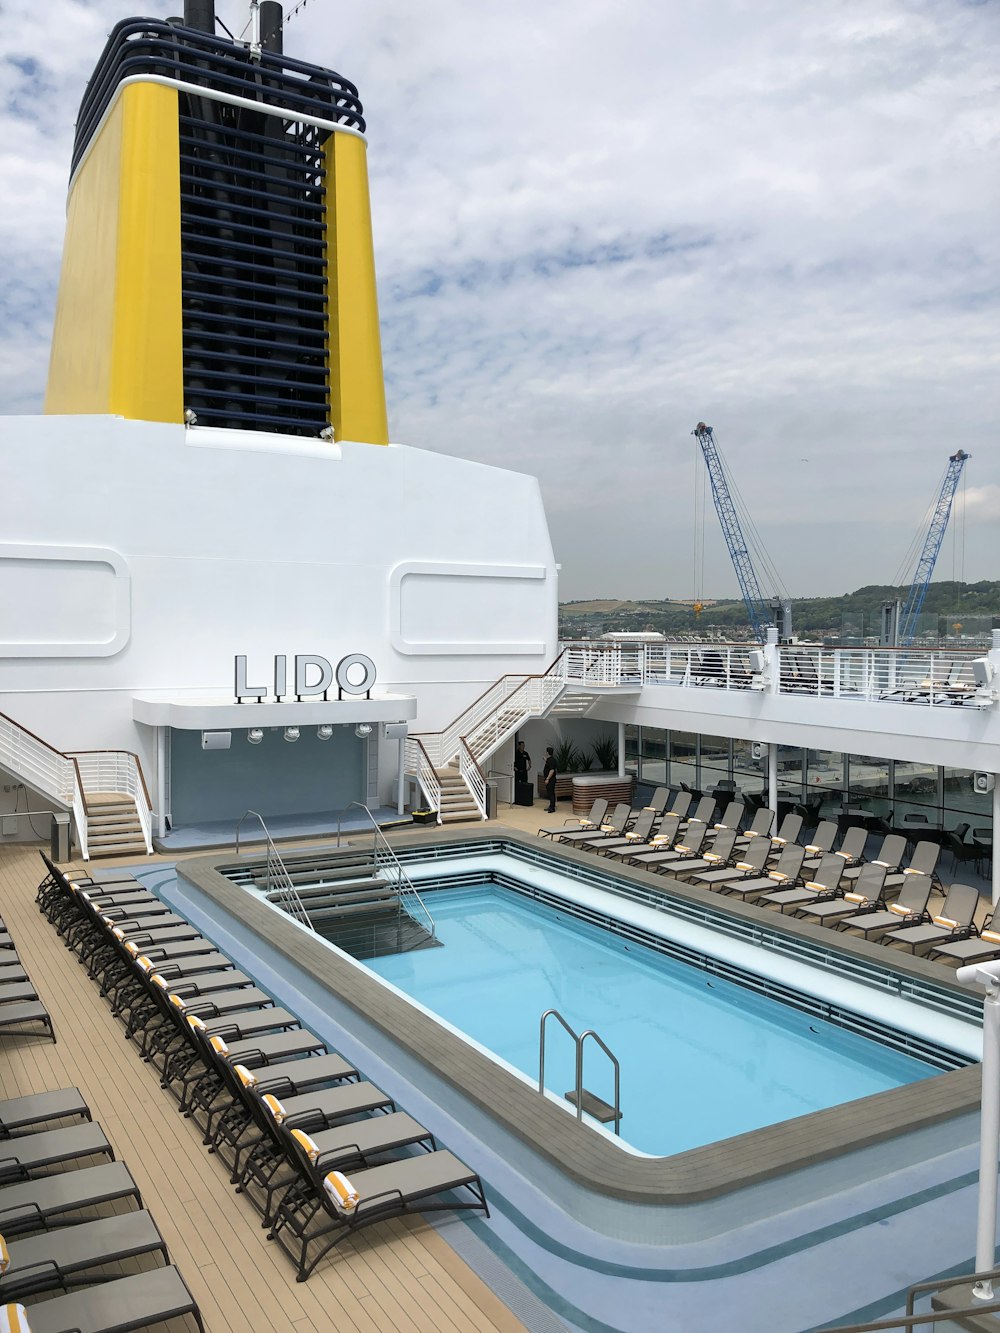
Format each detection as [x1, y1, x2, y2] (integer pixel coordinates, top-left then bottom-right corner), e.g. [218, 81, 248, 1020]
[838, 873, 934, 941]
[0, 1001, 54, 1043]
[644, 823, 709, 873]
[671, 828, 738, 880]
[0, 984, 39, 1006]
[840, 834, 907, 884]
[801, 820, 838, 868]
[268, 1148, 489, 1282]
[932, 912, 1000, 965]
[591, 808, 658, 856]
[0, 1210, 168, 1301]
[625, 823, 682, 867]
[710, 801, 745, 834]
[0, 1087, 90, 1137]
[794, 864, 888, 927]
[733, 807, 777, 848]
[678, 796, 717, 831]
[657, 791, 693, 829]
[883, 840, 940, 892]
[0, 1160, 141, 1236]
[882, 882, 981, 954]
[538, 797, 608, 840]
[770, 811, 803, 848]
[554, 804, 631, 848]
[720, 844, 806, 901]
[686, 836, 772, 889]
[757, 855, 845, 913]
[1, 1266, 205, 1333]
[0, 1123, 115, 1183]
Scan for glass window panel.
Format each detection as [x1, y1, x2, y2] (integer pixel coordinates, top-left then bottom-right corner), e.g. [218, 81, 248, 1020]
[846, 754, 890, 818]
[669, 731, 698, 792]
[700, 733, 733, 798]
[624, 724, 639, 780]
[892, 762, 939, 831]
[639, 728, 667, 787]
[943, 768, 993, 836]
[806, 750, 845, 819]
[732, 738, 766, 797]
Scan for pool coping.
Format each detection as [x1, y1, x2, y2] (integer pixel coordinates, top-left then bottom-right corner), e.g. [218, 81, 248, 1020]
[179, 826, 984, 1204]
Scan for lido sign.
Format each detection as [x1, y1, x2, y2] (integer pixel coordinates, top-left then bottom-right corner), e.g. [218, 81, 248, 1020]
[234, 653, 377, 703]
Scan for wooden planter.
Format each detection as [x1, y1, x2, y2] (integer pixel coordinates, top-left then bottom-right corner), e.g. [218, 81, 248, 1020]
[570, 772, 635, 815]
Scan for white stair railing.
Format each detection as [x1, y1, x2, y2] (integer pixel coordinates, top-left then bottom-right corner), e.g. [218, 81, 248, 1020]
[345, 802, 436, 940]
[235, 811, 314, 930]
[67, 751, 154, 854]
[404, 736, 443, 819]
[0, 710, 90, 860]
[458, 739, 488, 819]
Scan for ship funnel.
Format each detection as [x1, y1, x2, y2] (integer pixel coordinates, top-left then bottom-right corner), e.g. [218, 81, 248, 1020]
[260, 2, 283, 54]
[45, 12, 388, 445]
[183, 0, 215, 33]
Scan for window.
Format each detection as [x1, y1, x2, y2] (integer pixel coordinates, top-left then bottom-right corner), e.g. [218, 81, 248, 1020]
[669, 731, 698, 792]
[640, 728, 667, 787]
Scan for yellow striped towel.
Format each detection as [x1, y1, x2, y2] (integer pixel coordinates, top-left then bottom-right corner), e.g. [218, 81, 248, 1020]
[323, 1171, 360, 1216]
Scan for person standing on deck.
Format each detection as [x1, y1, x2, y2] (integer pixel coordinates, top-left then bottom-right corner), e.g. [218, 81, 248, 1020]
[514, 740, 531, 787]
[543, 747, 558, 813]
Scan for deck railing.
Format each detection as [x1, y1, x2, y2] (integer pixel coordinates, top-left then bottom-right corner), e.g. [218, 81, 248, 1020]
[68, 750, 154, 854]
[558, 641, 994, 708]
[0, 710, 90, 859]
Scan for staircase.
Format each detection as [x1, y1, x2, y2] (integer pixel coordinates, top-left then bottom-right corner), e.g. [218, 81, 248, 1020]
[84, 795, 149, 860]
[225, 824, 438, 961]
[435, 767, 483, 823]
[404, 650, 641, 822]
[0, 709, 153, 861]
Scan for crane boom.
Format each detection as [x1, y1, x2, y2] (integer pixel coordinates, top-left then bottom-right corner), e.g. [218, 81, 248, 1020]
[693, 423, 773, 643]
[898, 449, 970, 646]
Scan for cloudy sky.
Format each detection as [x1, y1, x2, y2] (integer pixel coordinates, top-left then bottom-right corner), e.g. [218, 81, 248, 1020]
[2, 0, 998, 600]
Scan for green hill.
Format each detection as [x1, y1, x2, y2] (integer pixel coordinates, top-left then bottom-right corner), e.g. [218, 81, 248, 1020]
[559, 581, 1000, 640]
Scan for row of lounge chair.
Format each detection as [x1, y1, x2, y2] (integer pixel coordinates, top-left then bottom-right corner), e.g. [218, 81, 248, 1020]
[0, 1084, 204, 1331]
[542, 794, 987, 961]
[34, 853, 489, 1283]
[0, 918, 55, 1043]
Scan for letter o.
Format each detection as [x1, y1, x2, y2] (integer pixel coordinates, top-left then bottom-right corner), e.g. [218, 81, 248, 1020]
[336, 653, 377, 696]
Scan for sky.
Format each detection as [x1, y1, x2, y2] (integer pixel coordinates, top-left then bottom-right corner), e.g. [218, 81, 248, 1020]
[2, 0, 998, 601]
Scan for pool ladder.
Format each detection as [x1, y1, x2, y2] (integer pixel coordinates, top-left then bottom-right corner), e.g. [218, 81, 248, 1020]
[538, 1009, 621, 1135]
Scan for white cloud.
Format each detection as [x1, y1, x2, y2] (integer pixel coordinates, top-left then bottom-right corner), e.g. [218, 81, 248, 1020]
[2, 0, 998, 598]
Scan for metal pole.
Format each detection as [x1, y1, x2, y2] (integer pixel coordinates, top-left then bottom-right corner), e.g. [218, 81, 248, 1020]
[992, 778, 999, 909]
[768, 744, 778, 814]
[957, 963, 1000, 1300]
[618, 723, 626, 778]
[397, 737, 405, 816]
[156, 726, 167, 840]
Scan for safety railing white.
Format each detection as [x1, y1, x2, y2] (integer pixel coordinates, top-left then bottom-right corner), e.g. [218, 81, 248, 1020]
[404, 736, 442, 819]
[557, 641, 993, 708]
[346, 802, 436, 942]
[458, 738, 488, 819]
[68, 750, 154, 854]
[463, 671, 568, 764]
[235, 810, 314, 930]
[0, 710, 89, 859]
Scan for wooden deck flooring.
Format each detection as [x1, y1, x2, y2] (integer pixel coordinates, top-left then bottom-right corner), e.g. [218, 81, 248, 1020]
[0, 843, 526, 1333]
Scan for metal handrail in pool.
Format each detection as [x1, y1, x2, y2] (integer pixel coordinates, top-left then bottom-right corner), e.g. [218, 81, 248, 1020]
[233, 810, 314, 931]
[336, 802, 436, 942]
[539, 1008, 622, 1135]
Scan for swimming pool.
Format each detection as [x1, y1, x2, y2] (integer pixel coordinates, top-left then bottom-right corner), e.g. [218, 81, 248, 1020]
[367, 882, 940, 1155]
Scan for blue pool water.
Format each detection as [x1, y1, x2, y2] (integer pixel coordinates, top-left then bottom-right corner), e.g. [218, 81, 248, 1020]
[366, 884, 939, 1155]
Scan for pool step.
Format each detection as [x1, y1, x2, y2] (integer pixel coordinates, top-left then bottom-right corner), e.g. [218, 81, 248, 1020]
[267, 882, 395, 912]
[563, 1088, 622, 1125]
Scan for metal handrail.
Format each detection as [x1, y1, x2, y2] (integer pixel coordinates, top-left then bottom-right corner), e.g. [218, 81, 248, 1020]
[538, 1008, 622, 1135]
[827, 1272, 1000, 1329]
[336, 802, 435, 941]
[234, 810, 314, 931]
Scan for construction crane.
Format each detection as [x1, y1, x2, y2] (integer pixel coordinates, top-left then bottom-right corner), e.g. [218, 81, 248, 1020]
[891, 449, 970, 647]
[692, 423, 791, 643]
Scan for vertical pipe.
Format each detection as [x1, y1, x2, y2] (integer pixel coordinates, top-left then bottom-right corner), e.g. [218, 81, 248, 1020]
[618, 722, 626, 779]
[993, 779, 1000, 909]
[260, 1, 283, 52]
[768, 744, 778, 814]
[397, 738, 405, 816]
[183, 0, 215, 32]
[156, 726, 167, 840]
[973, 986, 1000, 1298]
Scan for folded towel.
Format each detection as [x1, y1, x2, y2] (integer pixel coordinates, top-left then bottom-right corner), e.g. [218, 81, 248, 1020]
[262, 1094, 287, 1123]
[0, 1235, 8, 1275]
[290, 1129, 321, 1163]
[233, 1064, 257, 1088]
[0, 1304, 31, 1332]
[324, 1170, 360, 1216]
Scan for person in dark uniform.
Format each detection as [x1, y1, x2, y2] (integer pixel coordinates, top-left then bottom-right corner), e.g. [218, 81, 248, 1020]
[514, 740, 531, 786]
[543, 746, 558, 813]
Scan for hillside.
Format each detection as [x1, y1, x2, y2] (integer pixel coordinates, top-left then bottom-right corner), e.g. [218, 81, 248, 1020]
[559, 581, 1000, 640]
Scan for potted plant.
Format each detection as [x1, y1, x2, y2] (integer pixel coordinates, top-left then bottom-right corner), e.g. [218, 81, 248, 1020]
[590, 734, 619, 773]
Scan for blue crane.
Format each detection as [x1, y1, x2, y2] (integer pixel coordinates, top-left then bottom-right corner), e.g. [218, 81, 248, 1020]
[897, 449, 970, 646]
[692, 423, 786, 643]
